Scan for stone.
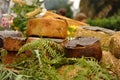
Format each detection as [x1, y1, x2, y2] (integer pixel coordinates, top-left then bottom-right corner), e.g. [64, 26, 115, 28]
[0, 30, 23, 38]
[43, 11, 88, 27]
[3, 37, 26, 51]
[27, 11, 88, 39]
[109, 31, 120, 58]
[0, 30, 25, 51]
[64, 37, 102, 61]
[1, 51, 24, 64]
[27, 18, 68, 38]
[75, 26, 113, 47]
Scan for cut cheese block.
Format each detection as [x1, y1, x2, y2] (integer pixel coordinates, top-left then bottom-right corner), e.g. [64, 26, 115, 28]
[27, 18, 68, 38]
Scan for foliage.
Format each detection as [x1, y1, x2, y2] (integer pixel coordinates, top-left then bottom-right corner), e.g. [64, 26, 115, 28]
[0, 65, 22, 80]
[73, 57, 118, 80]
[0, 26, 6, 31]
[12, 0, 42, 31]
[87, 10, 120, 31]
[80, 0, 120, 19]
[0, 49, 8, 61]
[17, 38, 64, 64]
[67, 25, 78, 40]
[0, 38, 118, 80]
[13, 38, 64, 80]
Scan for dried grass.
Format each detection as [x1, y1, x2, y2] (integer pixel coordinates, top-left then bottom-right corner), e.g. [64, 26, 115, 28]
[76, 28, 111, 47]
[58, 65, 82, 80]
[100, 51, 120, 79]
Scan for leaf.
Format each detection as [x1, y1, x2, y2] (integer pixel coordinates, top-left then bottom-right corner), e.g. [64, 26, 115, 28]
[15, 75, 24, 80]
